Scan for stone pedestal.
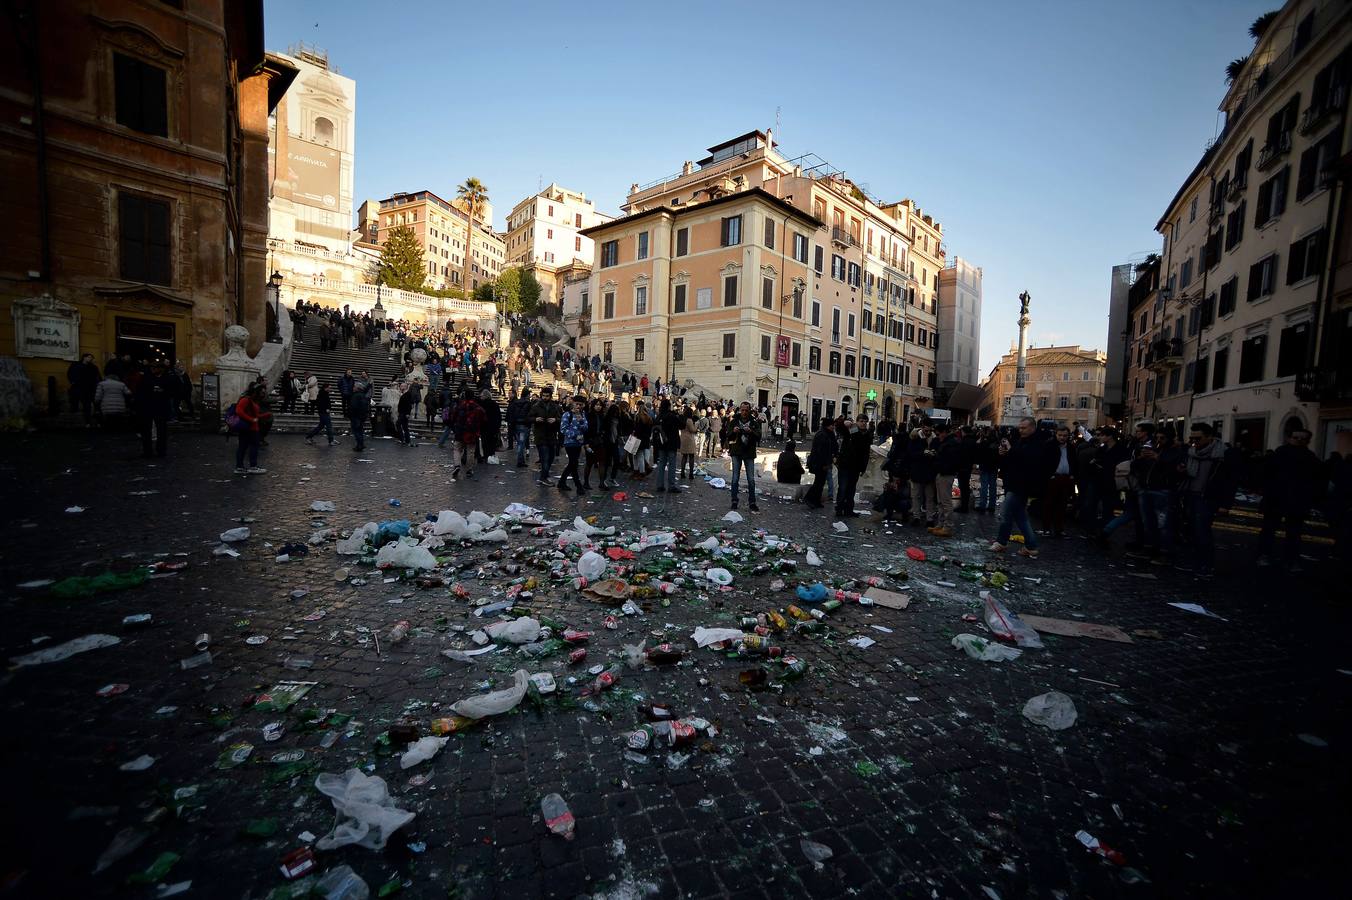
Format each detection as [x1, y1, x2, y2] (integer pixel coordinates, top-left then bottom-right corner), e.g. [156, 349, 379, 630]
[215, 324, 261, 413]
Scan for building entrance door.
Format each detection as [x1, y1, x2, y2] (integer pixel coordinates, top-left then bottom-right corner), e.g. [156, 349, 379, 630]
[115, 317, 176, 367]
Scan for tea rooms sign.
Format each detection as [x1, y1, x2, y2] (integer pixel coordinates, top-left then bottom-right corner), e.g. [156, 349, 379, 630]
[12, 294, 81, 361]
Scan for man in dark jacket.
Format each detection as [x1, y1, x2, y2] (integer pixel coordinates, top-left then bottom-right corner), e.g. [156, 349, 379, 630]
[803, 420, 838, 509]
[529, 386, 563, 485]
[955, 427, 978, 513]
[930, 424, 962, 536]
[1257, 428, 1323, 569]
[133, 360, 176, 458]
[1041, 426, 1078, 537]
[835, 418, 871, 518]
[478, 389, 503, 463]
[67, 353, 101, 425]
[305, 383, 336, 446]
[337, 369, 355, 416]
[907, 426, 939, 526]
[727, 401, 762, 511]
[989, 417, 1055, 558]
[776, 440, 805, 484]
[507, 389, 533, 466]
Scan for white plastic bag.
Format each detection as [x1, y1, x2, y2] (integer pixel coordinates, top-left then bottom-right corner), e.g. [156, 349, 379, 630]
[503, 503, 542, 519]
[981, 592, 1044, 649]
[471, 527, 509, 543]
[721, 510, 744, 523]
[310, 501, 336, 512]
[399, 736, 449, 769]
[450, 669, 529, 719]
[696, 536, 721, 551]
[577, 551, 607, 581]
[832, 521, 849, 533]
[219, 527, 250, 543]
[485, 617, 541, 644]
[691, 627, 746, 648]
[952, 633, 1023, 662]
[432, 510, 470, 538]
[313, 769, 415, 850]
[467, 510, 494, 529]
[375, 538, 437, 570]
[573, 516, 615, 537]
[336, 523, 376, 555]
[1022, 691, 1078, 730]
[636, 531, 677, 550]
[805, 548, 823, 567]
[706, 567, 733, 585]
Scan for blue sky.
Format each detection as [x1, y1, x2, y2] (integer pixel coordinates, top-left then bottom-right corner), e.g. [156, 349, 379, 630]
[265, 0, 1277, 375]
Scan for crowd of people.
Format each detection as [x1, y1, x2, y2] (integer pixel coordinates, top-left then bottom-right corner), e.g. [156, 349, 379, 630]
[65, 352, 193, 458]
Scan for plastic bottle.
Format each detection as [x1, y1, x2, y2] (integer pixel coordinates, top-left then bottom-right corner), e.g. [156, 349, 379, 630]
[645, 644, 683, 664]
[388, 621, 410, 644]
[541, 793, 576, 840]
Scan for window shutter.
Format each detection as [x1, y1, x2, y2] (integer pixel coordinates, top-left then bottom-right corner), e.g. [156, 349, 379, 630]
[1297, 147, 1317, 198]
[1274, 166, 1289, 216]
[1247, 262, 1262, 300]
[1256, 180, 1272, 226]
[720, 218, 729, 245]
[147, 199, 171, 284]
[119, 194, 147, 281]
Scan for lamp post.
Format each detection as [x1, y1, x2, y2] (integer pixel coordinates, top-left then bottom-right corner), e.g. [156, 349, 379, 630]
[774, 284, 804, 416]
[268, 270, 284, 343]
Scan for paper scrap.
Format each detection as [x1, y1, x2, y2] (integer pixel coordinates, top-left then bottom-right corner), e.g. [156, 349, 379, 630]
[1022, 615, 1133, 643]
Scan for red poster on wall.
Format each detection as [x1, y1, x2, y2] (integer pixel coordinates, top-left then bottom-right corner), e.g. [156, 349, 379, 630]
[775, 335, 791, 367]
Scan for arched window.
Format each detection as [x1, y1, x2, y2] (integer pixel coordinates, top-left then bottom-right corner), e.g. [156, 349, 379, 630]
[314, 116, 335, 145]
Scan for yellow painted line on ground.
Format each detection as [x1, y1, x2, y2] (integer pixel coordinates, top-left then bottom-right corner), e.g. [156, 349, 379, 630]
[1213, 520, 1334, 544]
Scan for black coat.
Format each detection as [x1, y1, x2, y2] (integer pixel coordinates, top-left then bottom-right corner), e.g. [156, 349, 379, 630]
[907, 434, 939, 482]
[806, 428, 838, 473]
[133, 372, 176, 418]
[1000, 432, 1058, 497]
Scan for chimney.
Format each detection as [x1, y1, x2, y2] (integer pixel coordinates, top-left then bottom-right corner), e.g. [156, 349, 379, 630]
[629, 183, 639, 195]
[682, 160, 694, 175]
[765, 128, 773, 148]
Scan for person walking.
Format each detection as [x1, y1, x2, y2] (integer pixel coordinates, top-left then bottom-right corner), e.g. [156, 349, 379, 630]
[172, 361, 193, 420]
[678, 406, 698, 480]
[1180, 422, 1235, 578]
[337, 369, 354, 417]
[232, 384, 268, 474]
[529, 386, 562, 485]
[395, 383, 415, 446]
[478, 389, 502, 463]
[975, 428, 1000, 513]
[582, 398, 610, 490]
[835, 417, 871, 518]
[449, 389, 485, 480]
[304, 383, 336, 446]
[508, 388, 533, 467]
[134, 359, 176, 458]
[557, 395, 589, 495]
[303, 372, 319, 415]
[929, 424, 960, 536]
[955, 427, 977, 513]
[94, 371, 132, 431]
[727, 401, 762, 512]
[988, 417, 1055, 558]
[803, 419, 838, 509]
[1257, 428, 1321, 570]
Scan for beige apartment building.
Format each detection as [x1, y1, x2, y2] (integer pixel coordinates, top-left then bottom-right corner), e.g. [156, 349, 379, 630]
[896, 199, 943, 420]
[375, 190, 505, 293]
[581, 188, 819, 417]
[506, 184, 611, 312]
[616, 130, 948, 429]
[980, 345, 1108, 429]
[1153, 0, 1350, 454]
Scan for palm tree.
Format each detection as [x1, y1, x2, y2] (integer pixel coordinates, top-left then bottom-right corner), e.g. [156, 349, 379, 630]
[457, 177, 489, 297]
[1249, 10, 1279, 41]
[1226, 55, 1250, 86]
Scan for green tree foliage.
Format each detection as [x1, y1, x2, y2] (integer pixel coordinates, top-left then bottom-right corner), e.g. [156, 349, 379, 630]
[377, 226, 427, 292]
[486, 266, 541, 315]
[473, 283, 495, 304]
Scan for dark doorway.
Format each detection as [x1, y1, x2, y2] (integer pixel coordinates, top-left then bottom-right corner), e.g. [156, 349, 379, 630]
[116, 317, 176, 367]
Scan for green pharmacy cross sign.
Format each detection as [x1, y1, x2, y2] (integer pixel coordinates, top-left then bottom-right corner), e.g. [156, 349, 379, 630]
[865, 389, 878, 402]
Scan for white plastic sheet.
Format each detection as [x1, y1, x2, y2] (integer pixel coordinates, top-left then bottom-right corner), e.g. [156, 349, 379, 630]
[721, 510, 744, 523]
[450, 669, 529, 719]
[951, 633, 1023, 662]
[705, 568, 733, 585]
[313, 770, 415, 850]
[691, 627, 746, 648]
[981, 592, 1044, 649]
[484, 617, 542, 644]
[805, 548, 823, 567]
[310, 501, 336, 512]
[577, 551, 607, 580]
[10, 633, 121, 667]
[399, 736, 449, 769]
[336, 523, 376, 555]
[219, 527, 250, 543]
[572, 516, 615, 537]
[1022, 691, 1078, 730]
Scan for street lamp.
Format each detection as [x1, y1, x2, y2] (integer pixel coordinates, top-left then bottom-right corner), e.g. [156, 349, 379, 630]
[268, 270, 284, 343]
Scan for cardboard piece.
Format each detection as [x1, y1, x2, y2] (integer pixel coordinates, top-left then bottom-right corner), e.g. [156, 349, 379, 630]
[1022, 615, 1133, 643]
[863, 587, 911, 610]
[584, 578, 629, 600]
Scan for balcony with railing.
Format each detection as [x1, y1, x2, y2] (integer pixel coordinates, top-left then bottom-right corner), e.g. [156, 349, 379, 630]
[1300, 84, 1347, 135]
[1146, 337, 1184, 372]
[830, 226, 859, 248]
[1257, 131, 1293, 170]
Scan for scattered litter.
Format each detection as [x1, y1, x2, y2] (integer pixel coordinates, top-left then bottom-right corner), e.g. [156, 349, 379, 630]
[400, 736, 450, 768]
[1297, 733, 1328, 748]
[119, 754, 156, 772]
[691, 627, 745, 648]
[1074, 829, 1126, 865]
[847, 636, 876, 650]
[542, 793, 576, 840]
[831, 521, 849, 532]
[800, 838, 834, 869]
[722, 510, 744, 523]
[219, 527, 250, 543]
[65, 506, 86, 514]
[310, 501, 336, 512]
[982, 592, 1044, 648]
[450, 669, 529, 719]
[863, 587, 911, 610]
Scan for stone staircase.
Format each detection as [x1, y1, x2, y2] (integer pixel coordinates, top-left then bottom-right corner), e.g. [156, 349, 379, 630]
[266, 314, 564, 439]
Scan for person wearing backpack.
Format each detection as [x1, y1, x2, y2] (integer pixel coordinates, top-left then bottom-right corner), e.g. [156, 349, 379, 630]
[449, 388, 485, 481]
[232, 384, 267, 474]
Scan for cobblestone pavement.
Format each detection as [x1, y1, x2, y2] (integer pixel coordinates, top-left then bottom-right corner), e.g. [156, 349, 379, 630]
[1, 430, 1347, 899]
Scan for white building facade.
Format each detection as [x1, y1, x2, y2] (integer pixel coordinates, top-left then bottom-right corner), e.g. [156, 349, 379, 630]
[506, 184, 612, 310]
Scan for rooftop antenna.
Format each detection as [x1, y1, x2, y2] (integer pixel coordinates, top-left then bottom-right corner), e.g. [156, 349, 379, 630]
[537, 174, 542, 193]
[774, 106, 781, 145]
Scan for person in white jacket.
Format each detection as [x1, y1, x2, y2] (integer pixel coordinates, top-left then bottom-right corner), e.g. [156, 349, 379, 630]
[94, 374, 132, 429]
[379, 380, 402, 437]
[303, 372, 319, 414]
